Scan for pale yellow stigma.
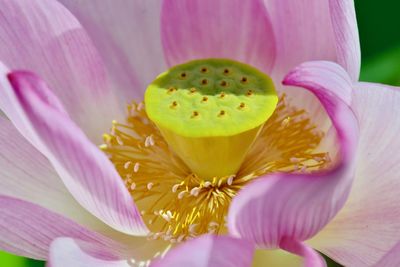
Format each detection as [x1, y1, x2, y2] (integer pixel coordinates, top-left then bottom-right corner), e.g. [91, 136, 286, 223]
[101, 95, 330, 243]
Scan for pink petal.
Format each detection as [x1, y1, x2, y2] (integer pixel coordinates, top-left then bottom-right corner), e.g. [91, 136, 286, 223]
[328, 0, 361, 81]
[265, 0, 360, 81]
[0, 117, 167, 262]
[8, 71, 148, 236]
[373, 241, 400, 267]
[48, 238, 130, 267]
[151, 235, 254, 267]
[58, 1, 167, 99]
[0, 62, 37, 146]
[0, 0, 123, 142]
[0, 116, 167, 262]
[161, 0, 276, 73]
[228, 61, 358, 250]
[310, 82, 400, 266]
[278, 61, 354, 130]
[0, 116, 111, 233]
[0, 195, 122, 260]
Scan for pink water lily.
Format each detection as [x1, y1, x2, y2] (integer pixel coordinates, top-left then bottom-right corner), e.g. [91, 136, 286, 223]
[0, 0, 399, 266]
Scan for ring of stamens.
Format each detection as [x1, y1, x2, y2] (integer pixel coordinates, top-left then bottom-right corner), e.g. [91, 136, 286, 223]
[101, 95, 330, 243]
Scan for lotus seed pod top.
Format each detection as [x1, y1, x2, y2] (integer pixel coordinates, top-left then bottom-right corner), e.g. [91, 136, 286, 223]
[145, 58, 278, 179]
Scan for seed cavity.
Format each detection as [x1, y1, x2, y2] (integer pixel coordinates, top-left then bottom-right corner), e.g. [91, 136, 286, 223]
[180, 72, 187, 79]
[241, 77, 248, 83]
[191, 111, 199, 118]
[201, 79, 208, 85]
[167, 87, 176, 94]
[170, 101, 178, 108]
[200, 67, 208, 73]
[220, 80, 228, 87]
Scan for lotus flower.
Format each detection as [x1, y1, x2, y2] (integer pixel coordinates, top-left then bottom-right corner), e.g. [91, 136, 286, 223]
[0, 0, 399, 266]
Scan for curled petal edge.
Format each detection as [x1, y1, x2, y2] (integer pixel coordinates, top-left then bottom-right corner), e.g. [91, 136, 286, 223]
[228, 61, 359, 258]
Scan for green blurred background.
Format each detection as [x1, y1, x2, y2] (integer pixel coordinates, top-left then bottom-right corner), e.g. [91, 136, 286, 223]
[1, 0, 400, 266]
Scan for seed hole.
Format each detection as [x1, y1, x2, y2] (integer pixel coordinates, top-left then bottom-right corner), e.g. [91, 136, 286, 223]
[191, 111, 199, 118]
[180, 72, 187, 79]
[223, 69, 230, 75]
[201, 79, 208, 85]
[200, 67, 208, 73]
[246, 89, 253, 96]
[219, 110, 226, 116]
[167, 87, 177, 94]
[241, 77, 248, 83]
[202, 96, 209, 102]
[170, 101, 178, 108]
[189, 87, 197, 94]
[220, 80, 228, 87]
[238, 102, 246, 109]
[219, 92, 226, 98]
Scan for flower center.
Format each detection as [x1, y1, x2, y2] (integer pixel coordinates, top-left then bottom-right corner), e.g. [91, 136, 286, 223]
[145, 58, 278, 179]
[101, 59, 330, 243]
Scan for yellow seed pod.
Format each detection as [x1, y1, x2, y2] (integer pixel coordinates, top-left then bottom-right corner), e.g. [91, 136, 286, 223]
[145, 58, 278, 179]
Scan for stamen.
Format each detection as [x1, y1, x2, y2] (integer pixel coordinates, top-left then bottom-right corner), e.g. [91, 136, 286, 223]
[124, 161, 132, 169]
[134, 162, 140, 173]
[130, 182, 136, 190]
[172, 183, 181, 193]
[227, 175, 235, 186]
[147, 182, 154, 190]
